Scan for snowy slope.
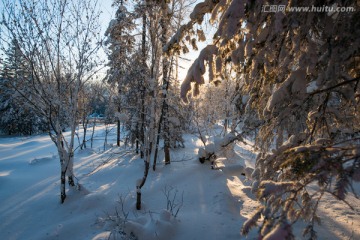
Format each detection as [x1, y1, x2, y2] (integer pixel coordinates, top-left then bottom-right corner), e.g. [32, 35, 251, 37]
[0, 126, 359, 240]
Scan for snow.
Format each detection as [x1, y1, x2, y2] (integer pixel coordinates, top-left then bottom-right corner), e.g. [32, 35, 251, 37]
[264, 69, 307, 116]
[263, 222, 292, 240]
[125, 210, 175, 240]
[180, 45, 218, 102]
[0, 126, 359, 239]
[189, 0, 218, 24]
[214, 0, 244, 40]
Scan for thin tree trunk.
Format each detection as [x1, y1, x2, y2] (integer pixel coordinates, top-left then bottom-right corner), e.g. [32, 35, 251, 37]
[104, 124, 109, 151]
[224, 79, 229, 135]
[136, 132, 150, 210]
[136, 137, 139, 154]
[67, 114, 77, 186]
[75, 125, 81, 149]
[57, 131, 75, 203]
[58, 134, 67, 203]
[60, 169, 66, 203]
[117, 106, 121, 147]
[140, 9, 147, 158]
[116, 0, 125, 148]
[91, 118, 96, 148]
[153, 56, 173, 170]
[160, 1, 171, 165]
[82, 119, 88, 149]
[152, 113, 162, 171]
[67, 153, 75, 186]
[139, 92, 145, 158]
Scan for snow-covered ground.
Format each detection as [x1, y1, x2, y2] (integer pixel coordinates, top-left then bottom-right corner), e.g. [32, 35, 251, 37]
[0, 125, 359, 240]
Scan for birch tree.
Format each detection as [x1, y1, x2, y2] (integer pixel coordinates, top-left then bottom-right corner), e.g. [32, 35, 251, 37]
[1, 0, 103, 203]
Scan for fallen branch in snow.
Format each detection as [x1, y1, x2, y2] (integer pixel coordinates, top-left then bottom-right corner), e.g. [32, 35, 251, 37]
[198, 132, 245, 163]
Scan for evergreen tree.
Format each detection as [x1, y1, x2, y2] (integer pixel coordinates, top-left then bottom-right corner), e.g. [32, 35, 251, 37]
[0, 39, 46, 135]
[167, 0, 360, 237]
[105, 0, 137, 147]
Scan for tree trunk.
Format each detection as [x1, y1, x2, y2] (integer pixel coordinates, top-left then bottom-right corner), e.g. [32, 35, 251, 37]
[136, 133, 150, 210]
[160, 1, 171, 165]
[82, 119, 88, 149]
[153, 112, 163, 171]
[104, 124, 109, 151]
[136, 138, 139, 154]
[60, 169, 66, 203]
[66, 152, 75, 186]
[59, 151, 75, 203]
[139, 7, 147, 159]
[139, 88, 145, 158]
[91, 118, 96, 148]
[117, 106, 121, 147]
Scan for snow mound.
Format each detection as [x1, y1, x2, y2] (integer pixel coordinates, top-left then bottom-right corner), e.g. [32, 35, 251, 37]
[213, 157, 254, 179]
[125, 210, 176, 240]
[29, 155, 56, 165]
[92, 231, 111, 240]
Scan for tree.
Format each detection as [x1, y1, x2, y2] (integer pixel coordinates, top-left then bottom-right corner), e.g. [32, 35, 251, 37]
[0, 39, 46, 135]
[132, 0, 193, 209]
[1, 0, 103, 203]
[167, 0, 359, 237]
[159, 0, 172, 165]
[105, 0, 137, 147]
[153, 0, 192, 168]
[77, 81, 109, 150]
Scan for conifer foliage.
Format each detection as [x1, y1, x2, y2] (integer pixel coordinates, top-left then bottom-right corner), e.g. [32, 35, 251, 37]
[1, 0, 358, 236]
[0, 39, 47, 135]
[168, 0, 359, 237]
[105, 0, 137, 147]
[104, 0, 191, 210]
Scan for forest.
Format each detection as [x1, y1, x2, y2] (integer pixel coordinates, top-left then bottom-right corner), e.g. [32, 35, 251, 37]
[0, 0, 359, 239]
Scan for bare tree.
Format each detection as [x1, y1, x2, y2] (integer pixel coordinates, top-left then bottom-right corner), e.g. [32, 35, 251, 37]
[1, 0, 103, 203]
